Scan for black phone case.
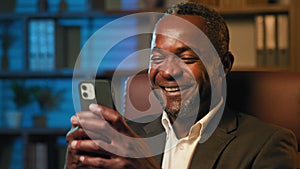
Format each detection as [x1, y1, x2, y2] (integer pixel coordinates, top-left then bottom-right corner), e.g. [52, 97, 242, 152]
[79, 79, 115, 111]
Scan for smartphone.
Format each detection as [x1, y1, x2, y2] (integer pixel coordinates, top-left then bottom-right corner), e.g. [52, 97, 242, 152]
[79, 79, 115, 111]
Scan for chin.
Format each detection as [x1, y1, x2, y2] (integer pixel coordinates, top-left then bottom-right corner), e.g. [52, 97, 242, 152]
[165, 95, 200, 121]
[165, 103, 181, 118]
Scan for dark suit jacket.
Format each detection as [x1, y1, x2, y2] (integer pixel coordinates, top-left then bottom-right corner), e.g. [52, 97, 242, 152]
[129, 107, 299, 169]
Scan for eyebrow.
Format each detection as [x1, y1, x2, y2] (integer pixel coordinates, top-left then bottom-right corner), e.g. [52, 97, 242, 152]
[152, 46, 194, 54]
[174, 46, 193, 55]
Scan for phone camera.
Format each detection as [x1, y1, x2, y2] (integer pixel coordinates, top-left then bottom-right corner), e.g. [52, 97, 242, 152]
[80, 82, 95, 100]
[81, 85, 87, 90]
[83, 92, 88, 98]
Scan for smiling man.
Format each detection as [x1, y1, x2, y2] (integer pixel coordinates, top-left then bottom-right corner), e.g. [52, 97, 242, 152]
[65, 2, 298, 169]
[148, 12, 229, 169]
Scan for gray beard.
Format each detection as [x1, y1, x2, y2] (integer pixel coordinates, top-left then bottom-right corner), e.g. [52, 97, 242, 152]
[164, 93, 200, 122]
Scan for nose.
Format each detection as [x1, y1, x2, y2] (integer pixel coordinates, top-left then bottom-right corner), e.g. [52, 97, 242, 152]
[160, 59, 183, 80]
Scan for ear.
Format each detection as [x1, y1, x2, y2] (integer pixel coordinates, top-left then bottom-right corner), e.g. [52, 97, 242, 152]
[221, 51, 234, 74]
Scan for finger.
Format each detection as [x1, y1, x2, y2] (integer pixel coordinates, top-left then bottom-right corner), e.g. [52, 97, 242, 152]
[78, 120, 121, 146]
[89, 104, 122, 124]
[70, 139, 112, 155]
[75, 110, 99, 128]
[66, 126, 89, 142]
[88, 104, 139, 138]
[76, 111, 106, 130]
[76, 109, 120, 146]
[66, 145, 84, 168]
[79, 155, 121, 168]
[70, 115, 80, 128]
[76, 110, 116, 139]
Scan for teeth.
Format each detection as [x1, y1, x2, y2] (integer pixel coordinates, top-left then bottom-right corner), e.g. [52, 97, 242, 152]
[165, 87, 180, 92]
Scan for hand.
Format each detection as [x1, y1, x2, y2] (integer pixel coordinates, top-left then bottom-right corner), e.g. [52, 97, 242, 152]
[64, 115, 91, 169]
[64, 104, 160, 169]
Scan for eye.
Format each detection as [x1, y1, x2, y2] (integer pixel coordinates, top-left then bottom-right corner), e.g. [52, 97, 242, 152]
[182, 58, 198, 64]
[150, 53, 165, 64]
[180, 53, 200, 64]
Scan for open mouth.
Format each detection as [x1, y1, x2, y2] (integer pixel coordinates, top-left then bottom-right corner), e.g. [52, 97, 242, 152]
[156, 82, 194, 96]
[161, 85, 191, 93]
[164, 86, 180, 92]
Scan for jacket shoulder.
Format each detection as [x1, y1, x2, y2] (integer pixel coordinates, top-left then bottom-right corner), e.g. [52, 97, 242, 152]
[237, 112, 294, 135]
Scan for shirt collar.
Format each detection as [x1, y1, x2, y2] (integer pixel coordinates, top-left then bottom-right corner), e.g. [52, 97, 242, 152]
[161, 111, 172, 135]
[161, 97, 224, 143]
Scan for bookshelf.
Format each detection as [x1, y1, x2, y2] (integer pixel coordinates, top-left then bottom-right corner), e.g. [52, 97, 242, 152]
[0, 128, 68, 169]
[204, 0, 300, 72]
[289, 0, 300, 72]
[1, 1, 299, 75]
[0, 0, 300, 169]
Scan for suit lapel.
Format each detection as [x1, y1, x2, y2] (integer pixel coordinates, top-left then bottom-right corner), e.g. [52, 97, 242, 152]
[140, 108, 239, 168]
[189, 108, 238, 169]
[143, 115, 166, 165]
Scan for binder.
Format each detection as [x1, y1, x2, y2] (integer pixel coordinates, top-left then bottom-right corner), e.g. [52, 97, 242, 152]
[219, 0, 231, 8]
[245, 0, 268, 5]
[276, 14, 289, 67]
[255, 15, 266, 66]
[264, 15, 277, 67]
[29, 20, 40, 71]
[29, 19, 55, 71]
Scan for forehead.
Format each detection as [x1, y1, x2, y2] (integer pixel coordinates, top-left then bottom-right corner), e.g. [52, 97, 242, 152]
[155, 14, 207, 37]
[153, 14, 210, 51]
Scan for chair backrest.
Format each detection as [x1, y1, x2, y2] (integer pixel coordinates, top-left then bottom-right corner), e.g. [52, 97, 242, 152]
[226, 71, 300, 150]
[123, 73, 163, 120]
[123, 71, 300, 150]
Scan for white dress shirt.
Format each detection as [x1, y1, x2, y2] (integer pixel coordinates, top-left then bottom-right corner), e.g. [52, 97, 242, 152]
[161, 97, 224, 169]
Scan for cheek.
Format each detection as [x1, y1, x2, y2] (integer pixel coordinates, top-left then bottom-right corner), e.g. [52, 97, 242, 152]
[190, 65, 210, 87]
[148, 68, 158, 87]
[198, 71, 211, 96]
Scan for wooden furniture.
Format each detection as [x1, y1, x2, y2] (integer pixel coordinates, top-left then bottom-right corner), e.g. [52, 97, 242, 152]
[0, 128, 68, 169]
[226, 71, 300, 149]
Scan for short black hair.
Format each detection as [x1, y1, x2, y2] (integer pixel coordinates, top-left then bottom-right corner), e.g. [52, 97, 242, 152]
[165, 2, 229, 58]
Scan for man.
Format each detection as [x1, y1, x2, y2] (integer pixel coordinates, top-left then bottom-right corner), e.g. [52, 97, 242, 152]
[65, 2, 298, 169]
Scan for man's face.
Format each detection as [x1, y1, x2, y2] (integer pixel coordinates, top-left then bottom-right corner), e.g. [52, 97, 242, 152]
[149, 15, 212, 121]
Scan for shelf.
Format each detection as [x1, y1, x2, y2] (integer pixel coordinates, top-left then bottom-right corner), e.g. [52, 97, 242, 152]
[0, 69, 75, 79]
[217, 4, 290, 15]
[0, 3, 297, 74]
[0, 127, 68, 136]
[0, 69, 140, 79]
[104, 8, 166, 15]
[109, 4, 291, 19]
[0, 4, 290, 20]
[0, 10, 154, 20]
[232, 66, 289, 72]
[0, 127, 68, 169]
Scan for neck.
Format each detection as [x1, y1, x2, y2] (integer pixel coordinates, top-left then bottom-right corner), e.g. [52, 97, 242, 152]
[168, 98, 211, 139]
